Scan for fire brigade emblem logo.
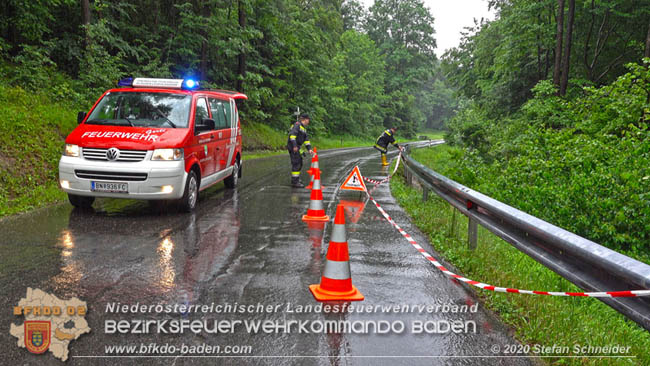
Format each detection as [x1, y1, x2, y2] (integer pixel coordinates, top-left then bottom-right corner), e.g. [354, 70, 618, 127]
[24, 321, 51, 354]
[106, 147, 120, 161]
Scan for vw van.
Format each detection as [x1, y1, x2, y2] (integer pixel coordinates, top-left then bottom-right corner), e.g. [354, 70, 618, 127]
[58, 78, 246, 212]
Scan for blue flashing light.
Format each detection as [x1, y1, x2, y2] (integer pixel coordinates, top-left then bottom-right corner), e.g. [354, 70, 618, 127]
[182, 79, 199, 90]
[117, 77, 134, 87]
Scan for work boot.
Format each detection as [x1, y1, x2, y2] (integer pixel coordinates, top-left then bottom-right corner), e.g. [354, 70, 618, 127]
[291, 176, 305, 188]
[381, 154, 389, 166]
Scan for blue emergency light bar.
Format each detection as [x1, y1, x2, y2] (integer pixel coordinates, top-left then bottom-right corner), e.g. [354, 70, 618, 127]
[117, 77, 200, 90]
[117, 77, 134, 87]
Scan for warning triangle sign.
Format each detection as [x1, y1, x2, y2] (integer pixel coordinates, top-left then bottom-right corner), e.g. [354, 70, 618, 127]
[341, 166, 368, 192]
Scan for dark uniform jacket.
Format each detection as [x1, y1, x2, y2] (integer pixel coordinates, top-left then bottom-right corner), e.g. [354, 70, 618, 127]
[375, 129, 398, 150]
[287, 121, 311, 152]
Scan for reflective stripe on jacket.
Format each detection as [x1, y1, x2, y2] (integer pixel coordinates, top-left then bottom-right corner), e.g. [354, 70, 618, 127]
[287, 121, 311, 151]
[375, 129, 396, 149]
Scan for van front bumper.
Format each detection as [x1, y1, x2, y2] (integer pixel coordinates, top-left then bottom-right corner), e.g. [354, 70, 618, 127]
[58, 155, 187, 200]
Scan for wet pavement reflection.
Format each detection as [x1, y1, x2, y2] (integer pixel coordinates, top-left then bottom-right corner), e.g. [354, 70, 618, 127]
[1, 146, 534, 365]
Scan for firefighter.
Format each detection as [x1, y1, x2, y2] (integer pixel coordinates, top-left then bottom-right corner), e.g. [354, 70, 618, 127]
[287, 113, 314, 187]
[374, 127, 402, 166]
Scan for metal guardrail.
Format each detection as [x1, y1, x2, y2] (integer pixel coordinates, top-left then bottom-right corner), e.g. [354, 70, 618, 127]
[401, 142, 650, 331]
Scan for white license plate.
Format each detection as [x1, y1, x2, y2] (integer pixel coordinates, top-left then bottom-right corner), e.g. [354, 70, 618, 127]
[91, 181, 128, 193]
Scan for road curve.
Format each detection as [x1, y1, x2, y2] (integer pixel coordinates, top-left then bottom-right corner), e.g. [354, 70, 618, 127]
[0, 145, 534, 365]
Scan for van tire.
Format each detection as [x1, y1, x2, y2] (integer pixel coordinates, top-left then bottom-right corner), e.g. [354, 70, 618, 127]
[179, 170, 199, 212]
[68, 194, 95, 208]
[224, 161, 239, 189]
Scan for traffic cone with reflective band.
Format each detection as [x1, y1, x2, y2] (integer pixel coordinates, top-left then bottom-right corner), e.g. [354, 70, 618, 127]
[306, 150, 321, 190]
[309, 205, 364, 301]
[307, 148, 318, 175]
[302, 169, 330, 222]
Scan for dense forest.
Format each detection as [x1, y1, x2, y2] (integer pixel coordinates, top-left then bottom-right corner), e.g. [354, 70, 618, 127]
[0, 0, 454, 138]
[439, 0, 650, 256]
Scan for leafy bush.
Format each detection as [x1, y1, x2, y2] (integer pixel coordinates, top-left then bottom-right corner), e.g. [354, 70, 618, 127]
[439, 62, 650, 259]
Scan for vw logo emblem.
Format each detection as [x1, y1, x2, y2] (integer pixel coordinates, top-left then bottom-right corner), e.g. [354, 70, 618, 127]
[106, 147, 120, 161]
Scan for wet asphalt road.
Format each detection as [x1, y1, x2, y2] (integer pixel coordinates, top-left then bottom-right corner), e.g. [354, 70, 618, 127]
[1, 145, 535, 366]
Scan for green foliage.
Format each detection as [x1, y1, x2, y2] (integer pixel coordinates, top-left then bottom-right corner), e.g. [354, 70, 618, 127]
[327, 30, 386, 136]
[444, 0, 650, 117]
[242, 121, 287, 151]
[444, 100, 492, 154]
[6, 45, 57, 90]
[0, 0, 452, 141]
[0, 84, 78, 216]
[365, 0, 438, 137]
[433, 63, 650, 258]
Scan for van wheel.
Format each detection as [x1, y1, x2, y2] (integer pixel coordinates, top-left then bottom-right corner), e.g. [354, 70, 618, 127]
[179, 170, 199, 212]
[224, 161, 239, 189]
[68, 194, 95, 208]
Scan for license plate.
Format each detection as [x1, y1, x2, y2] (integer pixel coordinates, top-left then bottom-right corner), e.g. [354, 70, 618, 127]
[91, 181, 128, 193]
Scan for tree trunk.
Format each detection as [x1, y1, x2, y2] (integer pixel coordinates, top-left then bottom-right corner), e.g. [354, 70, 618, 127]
[237, 0, 247, 91]
[645, 21, 650, 59]
[199, 1, 210, 81]
[559, 0, 575, 96]
[536, 5, 543, 81]
[81, 0, 91, 47]
[552, 0, 565, 88]
[583, 0, 595, 81]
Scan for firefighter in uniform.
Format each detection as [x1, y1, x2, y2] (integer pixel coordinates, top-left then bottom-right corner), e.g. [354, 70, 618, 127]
[287, 113, 314, 187]
[374, 127, 402, 166]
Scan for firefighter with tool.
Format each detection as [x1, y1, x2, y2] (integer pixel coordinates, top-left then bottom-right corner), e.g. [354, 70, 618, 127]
[287, 113, 314, 187]
[374, 127, 402, 166]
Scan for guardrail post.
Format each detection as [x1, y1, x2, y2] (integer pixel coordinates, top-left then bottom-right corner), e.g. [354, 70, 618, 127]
[450, 207, 457, 238]
[422, 187, 428, 202]
[466, 200, 477, 250]
[468, 218, 477, 250]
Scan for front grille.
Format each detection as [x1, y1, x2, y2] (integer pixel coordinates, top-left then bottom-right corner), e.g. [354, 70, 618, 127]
[75, 170, 148, 181]
[82, 147, 147, 162]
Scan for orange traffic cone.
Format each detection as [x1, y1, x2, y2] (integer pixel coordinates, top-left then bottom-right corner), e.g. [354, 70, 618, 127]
[307, 148, 318, 175]
[306, 149, 321, 190]
[309, 205, 364, 301]
[302, 169, 330, 222]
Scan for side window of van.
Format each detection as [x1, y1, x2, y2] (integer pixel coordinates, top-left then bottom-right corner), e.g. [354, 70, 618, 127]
[223, 100, 232, 128]
[195, 97, 210, 126]
[209, 98, 229, 130]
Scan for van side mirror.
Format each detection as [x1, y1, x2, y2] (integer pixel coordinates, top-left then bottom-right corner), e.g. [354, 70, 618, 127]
[195, 118, 215, 134]
[77, 111, 87, 124]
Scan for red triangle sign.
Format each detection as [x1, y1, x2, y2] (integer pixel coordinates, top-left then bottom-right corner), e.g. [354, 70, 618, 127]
[341, 166, 368, 192]
[340, 199, 367, 224]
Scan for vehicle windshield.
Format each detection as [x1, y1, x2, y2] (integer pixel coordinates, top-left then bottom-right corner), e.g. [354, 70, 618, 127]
[86, 92, 191, 128]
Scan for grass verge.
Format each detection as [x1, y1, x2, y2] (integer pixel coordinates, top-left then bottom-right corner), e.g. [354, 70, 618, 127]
[390, 150, 650, 365]
[0, 85, 79, 216]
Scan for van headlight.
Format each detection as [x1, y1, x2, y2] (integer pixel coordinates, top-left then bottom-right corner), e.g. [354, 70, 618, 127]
[152, 148, 183, 161]
[64, 144, 80, 157]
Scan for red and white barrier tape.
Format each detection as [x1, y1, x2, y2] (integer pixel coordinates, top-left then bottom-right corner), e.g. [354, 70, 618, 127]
[363, 152, 402, 186]
[363, 176, 387, 185]
[361, 162, 650, 298]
